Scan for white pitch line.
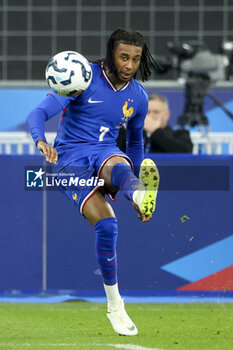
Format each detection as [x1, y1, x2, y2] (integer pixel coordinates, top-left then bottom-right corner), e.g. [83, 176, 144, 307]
[0, 343, 164, 350]
[40, 344, 163, 350]
[106, 344, 163, 350]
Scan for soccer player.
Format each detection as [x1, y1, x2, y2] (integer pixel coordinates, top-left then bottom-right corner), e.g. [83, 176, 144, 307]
[27, 28, 160, 336]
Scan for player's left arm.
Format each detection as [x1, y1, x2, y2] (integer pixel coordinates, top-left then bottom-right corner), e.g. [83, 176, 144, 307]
[126, 90, 148, 177]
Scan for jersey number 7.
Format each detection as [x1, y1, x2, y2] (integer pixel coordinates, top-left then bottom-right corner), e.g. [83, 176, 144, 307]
[99, 126, 110, 141]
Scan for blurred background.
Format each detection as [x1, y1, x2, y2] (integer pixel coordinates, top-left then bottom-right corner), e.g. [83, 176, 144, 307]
[0, 0, 233, 295]
[1, 0, 233, 81]
[1, 0, 233, 140]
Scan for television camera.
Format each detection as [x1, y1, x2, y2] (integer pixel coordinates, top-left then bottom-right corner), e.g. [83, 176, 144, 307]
[156, 41, 233, 132]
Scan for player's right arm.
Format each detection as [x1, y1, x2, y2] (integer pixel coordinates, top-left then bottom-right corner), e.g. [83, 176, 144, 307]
[36, 139, 58, 165]
[27, 92, 75, 164]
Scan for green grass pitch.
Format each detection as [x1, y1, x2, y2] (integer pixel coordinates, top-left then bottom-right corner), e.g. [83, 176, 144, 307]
[0, 302, 233, 350]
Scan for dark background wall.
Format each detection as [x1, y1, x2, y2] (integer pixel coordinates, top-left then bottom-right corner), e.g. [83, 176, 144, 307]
[0, 0, 232, 80]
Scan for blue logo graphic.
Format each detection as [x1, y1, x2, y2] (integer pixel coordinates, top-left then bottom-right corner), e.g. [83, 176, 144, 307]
[26, 168, 45, 188]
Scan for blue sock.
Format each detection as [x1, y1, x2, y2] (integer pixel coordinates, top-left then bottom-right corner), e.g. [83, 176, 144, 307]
[95, 217, 118, 286]
[111, 163, 139, 201]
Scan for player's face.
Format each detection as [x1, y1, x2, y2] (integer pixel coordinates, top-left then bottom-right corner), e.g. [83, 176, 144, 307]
[113, 43, 142, 82]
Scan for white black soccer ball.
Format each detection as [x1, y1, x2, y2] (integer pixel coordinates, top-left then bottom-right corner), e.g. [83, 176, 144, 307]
[45, 51, 92, 96]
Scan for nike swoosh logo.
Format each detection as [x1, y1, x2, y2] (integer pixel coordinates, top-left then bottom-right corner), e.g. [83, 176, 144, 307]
[88, 97, 104, 103]
[107, 256, 116, 262]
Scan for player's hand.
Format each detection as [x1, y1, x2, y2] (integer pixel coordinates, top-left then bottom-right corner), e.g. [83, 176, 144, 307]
[37, 140, 58, 165]
[144, 117, 162, 133]
[133, 202, 153, 222]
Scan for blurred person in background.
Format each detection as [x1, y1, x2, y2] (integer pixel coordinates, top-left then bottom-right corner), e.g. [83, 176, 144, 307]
[117, 93, 193, 153]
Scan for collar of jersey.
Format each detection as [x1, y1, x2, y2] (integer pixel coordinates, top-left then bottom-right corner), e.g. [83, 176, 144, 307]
[101, 63, 130, 92]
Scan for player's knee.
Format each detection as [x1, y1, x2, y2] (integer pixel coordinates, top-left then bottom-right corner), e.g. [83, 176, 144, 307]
[94, 217, 118, 240]
[101, 156, 131, 184]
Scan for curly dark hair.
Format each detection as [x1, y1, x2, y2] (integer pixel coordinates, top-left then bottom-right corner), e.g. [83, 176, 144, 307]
[102, 28, 160, 81]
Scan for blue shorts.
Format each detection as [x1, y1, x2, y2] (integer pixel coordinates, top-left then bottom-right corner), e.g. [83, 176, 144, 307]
[56, 143, 132, 214]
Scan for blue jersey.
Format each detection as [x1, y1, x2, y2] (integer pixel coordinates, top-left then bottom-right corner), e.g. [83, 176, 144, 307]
[27, 63, 148, 171]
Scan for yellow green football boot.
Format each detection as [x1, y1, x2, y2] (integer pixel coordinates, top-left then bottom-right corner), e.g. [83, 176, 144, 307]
[133, 158, 160, 215]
